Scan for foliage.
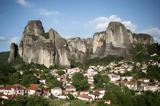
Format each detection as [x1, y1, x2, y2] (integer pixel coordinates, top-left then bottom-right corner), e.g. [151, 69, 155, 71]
[57, 70, 65, 76]
[70, 100, 90, 106]
[67, 94, 75, 100]
[20, 72, 39, 85]
[131, 43, 160, 62]
[46, 74, 62, 88]
[147, 65, 160, 81]
[0, 51, 9, 64]
[0, 64, 16, 84]
[42, 32, 49, 39]
[71, 55, 123, 69]
[72, 73, 89, 91]
[96, 101, 106, 106]
[1, 95, 49, 106]
[85, 55, 123, 67]
[9, 72, 21, 84]
[94, 74, 109, 88]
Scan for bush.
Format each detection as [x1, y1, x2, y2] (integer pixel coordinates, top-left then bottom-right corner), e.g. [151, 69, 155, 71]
[67, 94, 75, 100]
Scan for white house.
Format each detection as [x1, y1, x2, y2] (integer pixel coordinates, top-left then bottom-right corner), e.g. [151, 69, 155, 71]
[51, 87, 62, 97]
[108, 74, 120, 82]
[77, 94, 93, 102]
[121, 76, 133, 81]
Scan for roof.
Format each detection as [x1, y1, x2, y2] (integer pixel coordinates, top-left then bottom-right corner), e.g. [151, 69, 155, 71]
[0, 93, 16, 99]
[27, 84, 39, 90]
[78, 94, 92, 99]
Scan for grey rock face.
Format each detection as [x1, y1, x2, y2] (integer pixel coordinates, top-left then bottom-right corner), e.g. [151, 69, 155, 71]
[19, 20, 70, 67]
[8, 43, 18, 63]
[67, 37, 92, 62]
[23, 20, 44, 36]
[133, 33, 153, 44]
[19, 20, 154, 67]
[92, 22, 132, 57]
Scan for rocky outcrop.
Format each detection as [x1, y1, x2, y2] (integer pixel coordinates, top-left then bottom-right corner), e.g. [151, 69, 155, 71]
[8, 43, 18, 63]
[133, 33, 153, 44]
[23, 20, 44, 36]
[18, 20, 154, 67]
[92, 22, 132, 57]
[106, 22, 132, 48]
[67, 37, 92, 62]
[19, 20, 70, 67]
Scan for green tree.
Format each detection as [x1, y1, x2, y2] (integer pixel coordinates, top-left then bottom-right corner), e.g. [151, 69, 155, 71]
[67, 94, 75, 100]
[21, 74, 38, 85]
[57, 70, 65, 76]
[72, 73, 89, 91]
[94, 74, 109, 88]
[0, 64, 16, 84]
[46, 74, 62, 88]
[9, 72, 21, 84]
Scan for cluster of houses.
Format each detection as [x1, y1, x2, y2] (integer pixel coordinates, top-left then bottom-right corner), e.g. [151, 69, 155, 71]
[49, 67, 106, 102]
[0, 84, 47, 99]
[51, 86, 106, 102]
[0, 83, 106, 102]
[1, 53, 159, 103]
[106, 59, 160, 92]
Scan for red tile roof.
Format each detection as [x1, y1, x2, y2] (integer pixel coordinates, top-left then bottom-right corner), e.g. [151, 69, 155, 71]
[27, 84, 39, 90]
[78, 94, 92, 99]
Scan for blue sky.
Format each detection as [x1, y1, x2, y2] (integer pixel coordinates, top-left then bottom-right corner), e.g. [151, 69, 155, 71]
[0, 0, 160, 51]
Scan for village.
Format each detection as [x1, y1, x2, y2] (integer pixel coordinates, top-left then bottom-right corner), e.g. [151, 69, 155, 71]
[0, 53, 160, 105]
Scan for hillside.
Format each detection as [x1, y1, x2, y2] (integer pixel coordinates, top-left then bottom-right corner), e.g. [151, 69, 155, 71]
[0, 52, 9, 64]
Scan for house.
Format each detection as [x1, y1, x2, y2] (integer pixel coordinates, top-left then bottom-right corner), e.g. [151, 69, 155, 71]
[51, 87, 62, 97]
[121, 76, 133, 82]
[87, 68, 98, 76]
[63, 85, 77, 97]
[0, 93, 16, 99]
[125, 82, 137, 90]
[79, 91, 89, 95]
[27, 84, 39, 95]
[66, 68, 80, 78]
[57, 95, 67, 99]
[77, 94, 93, 102]
[0, 85, 25, 96]
[104, 99, 111, 105]
[108, 74, 120, 82]
[65, 85, 76, 92]
[39, 79, 46, 84]
[89, 89, 105, 100]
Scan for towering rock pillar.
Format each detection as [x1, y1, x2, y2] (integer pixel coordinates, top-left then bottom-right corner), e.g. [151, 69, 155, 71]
[8, 43, 18, 63]
[19, 20, 70, 67]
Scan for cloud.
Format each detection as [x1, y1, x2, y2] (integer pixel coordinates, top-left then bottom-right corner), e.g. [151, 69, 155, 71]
[0, 36, 20, 51]
[8, 36, 20, 44]
[88, 15, 137, 31]
[142, 27, 160, 43]
[39, 9, 60, 16]
[16, 0, 29, 7]
[0, 36, 5, 41]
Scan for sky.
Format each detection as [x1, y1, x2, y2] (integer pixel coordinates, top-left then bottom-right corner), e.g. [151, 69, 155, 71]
[0, 0, 160, 51]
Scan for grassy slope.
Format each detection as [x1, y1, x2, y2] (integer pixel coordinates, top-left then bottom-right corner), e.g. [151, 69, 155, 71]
[0, 51, 9, 64]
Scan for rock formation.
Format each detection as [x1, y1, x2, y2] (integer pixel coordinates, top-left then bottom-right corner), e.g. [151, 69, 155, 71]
[8, 43, 18, 63]
[67, 37, 92, 62]
[133, 33, 154, 44]
[92, 22, 133, 57]
[19, 20, 70, 67]
[17, 20, 153, 67]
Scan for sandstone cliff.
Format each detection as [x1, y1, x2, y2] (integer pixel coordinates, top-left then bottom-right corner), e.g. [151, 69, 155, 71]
[67, 37, 92, 62]
[133, 33, 154, 44]
[16, 20, 153, 67]
[19, 20, 70, 67]
[8, 43, 18, 63]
